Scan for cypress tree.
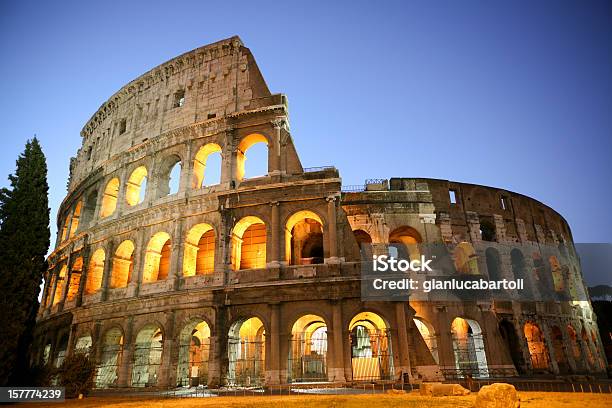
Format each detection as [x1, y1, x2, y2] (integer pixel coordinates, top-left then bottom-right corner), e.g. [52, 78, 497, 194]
[0, 138, 50, 386]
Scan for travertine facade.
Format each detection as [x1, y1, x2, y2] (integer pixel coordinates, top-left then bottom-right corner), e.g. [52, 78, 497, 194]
[34, 37, 607, 389]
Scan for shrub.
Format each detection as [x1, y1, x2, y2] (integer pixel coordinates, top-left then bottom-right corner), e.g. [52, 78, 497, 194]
[56, 352, 96, 398]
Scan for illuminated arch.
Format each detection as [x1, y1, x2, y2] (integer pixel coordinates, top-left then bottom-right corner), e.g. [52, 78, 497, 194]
[66, 257, 83, 302]
[550, 325, 569, 373]
[52, 265, 68, 306]
[68, 200, 83, 237]
[227, 317, 266, 386]
[524, 322, 550, 371]
[176, 320, 211, 386]
[95, 327, 123, 388]
[110, 240, 135, 288]
[285, 210, 324, 265]
[85, 248, 105, 294]
[74, 334, 92, 356]
[236, 133, 268, 181]
[131, 324, 164, 387]
[231, 216, 266, 270]
[100, 178, 120, 218]
[125, 166, 148, 206]
[454, 242, 479, 275]
[348, 311, 393, 381]
[389, 226, 422, 261]
[60, 213, 72, 242]
[451, 317, 489, 378]
[156, 155, 182, 197]
[289, 314, 328, 382]
[413, 317, 439, 363]
[192, 143, 222, 188]
[567, 325, 581, 360]
[183, 223, 215, 277]
[142, 232, 171, 283]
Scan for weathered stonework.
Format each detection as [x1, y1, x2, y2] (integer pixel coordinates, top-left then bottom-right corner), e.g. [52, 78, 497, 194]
[33, 37, 607, 390]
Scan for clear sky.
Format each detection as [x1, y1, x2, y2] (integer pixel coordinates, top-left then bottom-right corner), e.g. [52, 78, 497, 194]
[1, 0, 611, 257]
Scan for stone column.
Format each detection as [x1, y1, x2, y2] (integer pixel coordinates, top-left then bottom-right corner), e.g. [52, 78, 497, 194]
[158, 311, 176, 387]
[267, 303, 281, 385]
[222, 127, 236, 186]
[75, 237, 91, 307]
[100, 239, 115, 302]
[207, 307, 225, 388]
[117, 317, 134, 387]
[59, 248, 74, 311]
[328, 300, 346, 382]
[48, 269, 59, 312]
[128, 228, 147, 298]
[168, 218, 184, 290]
[269, 119, 283, 175]
[325, 196, 340, 263]
[267, 201, 281, 267]
[395, 302, 412, 382]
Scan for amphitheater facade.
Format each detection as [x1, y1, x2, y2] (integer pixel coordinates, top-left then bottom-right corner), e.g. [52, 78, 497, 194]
[34, 36, 607, 389]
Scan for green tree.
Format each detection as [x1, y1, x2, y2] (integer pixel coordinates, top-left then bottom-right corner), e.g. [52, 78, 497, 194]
[0, 138, 50, 386]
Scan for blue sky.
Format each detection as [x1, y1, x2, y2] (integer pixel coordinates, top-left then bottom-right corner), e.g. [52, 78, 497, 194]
[1, 0, 611, 256]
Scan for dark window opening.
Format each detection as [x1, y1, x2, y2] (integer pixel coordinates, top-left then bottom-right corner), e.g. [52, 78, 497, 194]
[501, 196, 508, 210]
[174, 90, 185, 108]
[207, 113, 216, 120]
[119, 119, 127, 135]
[479, 219, 496, 242]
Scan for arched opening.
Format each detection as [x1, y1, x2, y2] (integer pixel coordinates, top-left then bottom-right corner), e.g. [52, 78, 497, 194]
[349, 312, 393, 381]
[176, 320, 210, 387]
[454, 242, 479, 275]
[353, 229, 372, 246]
[95, 328, 123, 388]
[85, 249, 105, 295]
[498, 319, 524, 374]
[451, 317, 489, 378]
[567, 325, 581, 362]
[52, 265, 68, 306]
[524, 322, 550, 371]
[100, 178, 120, 218]
[286, 211, 324, 265]
[81, 189, 98, 228]
[69, 201, 82, 237]
[389, 226, 421, 261]
[549, 256, 565, 293]
[156, 155, 182, 198]
[125, 166, 148, 206]
[237, 134, 268, 181]
[42, 343, 51, 366]
[551, 326, 569, 373]
[288, 314, 328, 383]
[74, 334, 92, 356]
[182, 224, 215, 277]
[510, 249, 531, 298]
[227, 317, 265, 386]
[479, 219, 496, 242]
[111, 240, 135, 288]
[581, 327, 595, 369]
[192, 143, 222, 188]
[131, 324, 163, 387]
[60, 212, 72, 242]
[231, 216, 266, 270]
[66, 257, 82, 302]
[485, 247, 502, 281]
[142, 232, 171, 283]
[413, 317, 439, 363]
[54, 333, 69, 367]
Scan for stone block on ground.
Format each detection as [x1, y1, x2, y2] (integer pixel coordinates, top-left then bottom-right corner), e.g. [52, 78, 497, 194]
[475, 383, 520, 408]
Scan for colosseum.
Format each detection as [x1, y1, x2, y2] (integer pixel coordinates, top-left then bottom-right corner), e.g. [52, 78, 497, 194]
[34, 36, 607, 389]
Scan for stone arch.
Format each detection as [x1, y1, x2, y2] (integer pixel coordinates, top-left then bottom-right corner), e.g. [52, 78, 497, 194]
[176, 319, 211, 386]
[523, 322, 550, 371]
[80, 188, 98, 228]
[131, 323, 164, 387]
[498, 319, 524, 374]
[52, 265, 68, 306]
[54, 332, 69, 367]
[549, 256, 565, 292]
[485, 247, 502, 281]
[454, 242, 479, 275]
[413, 317, 439, 363]
[156, 154, 182, 198]
[192, 143, 222, 188]
[580, 326, 595, 369]
[60, 211, 72, 242]
[389, 226, 422, 261]
[142, 232, 172, 283]
[567, 325, 581, 361]
[348, 311, 394, 381]
[288, 314, 328, 382]
[285, 210, 325, 265]
[227, 316, 266, 386]
[111, 240, 135, 288]
[125, 166, 148, 206]
[231, 216, 266, 270]
[451, 317, 489, 378]
[66, 257, 83, 302]
[236, 133, 269, 181]
[95, 326, 124, 388]
[68, 200, 83, 237]
[479, 218, 496, 242]
[100, 178, 120, 218]
[85, 248, 105, 294]
[550, 325, 569, 373]
[183, 223, 216, 277]
[74, 333, 93, 356]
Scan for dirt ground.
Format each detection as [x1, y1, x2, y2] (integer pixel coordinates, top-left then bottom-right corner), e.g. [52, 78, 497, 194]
[19, 391, 611, 408]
